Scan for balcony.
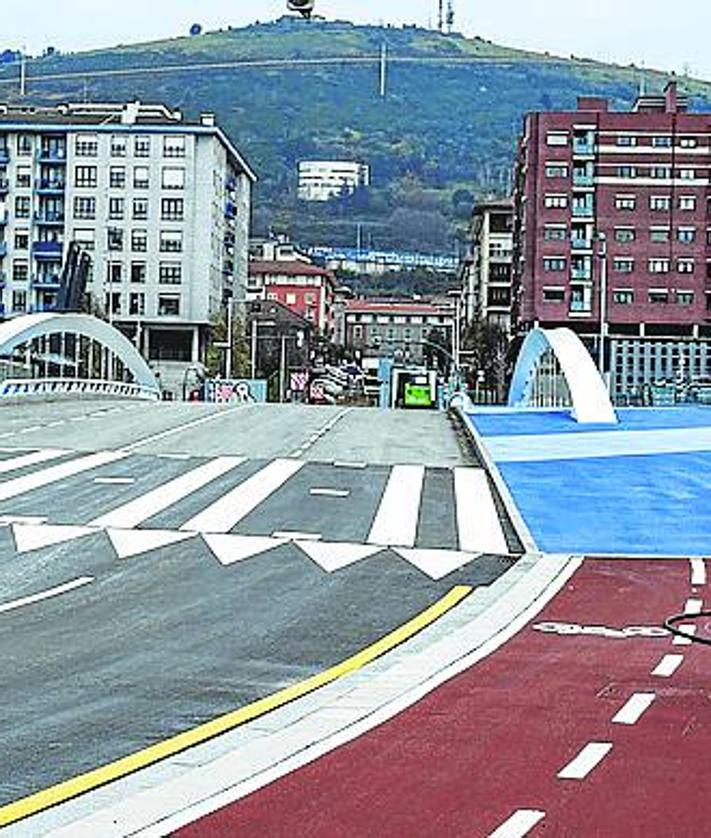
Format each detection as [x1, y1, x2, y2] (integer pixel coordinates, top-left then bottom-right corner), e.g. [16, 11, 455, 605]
[37, 149, 67, 164]
[0, 177, 8, 195]
[224, 200, 237, 220]
[0, 147, 9, 164]
[572, 204, 595, 218]
[571, 266, 592, 280]
[32, 241, 63, 260]
[0, 242, 6, 259]
[37, 179, 66, 194]
[31, 274, 61, 289]
[34, 212, 65, 226]
[571, 238, 592, 250]
[573, 140, 595, 156]
[572, 173, 594, 187]
[569, 300, 592, 314]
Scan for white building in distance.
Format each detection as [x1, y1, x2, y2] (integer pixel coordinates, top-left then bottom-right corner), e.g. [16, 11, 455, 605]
[0, 101, 256, 395]
[297, 160, 370, 202]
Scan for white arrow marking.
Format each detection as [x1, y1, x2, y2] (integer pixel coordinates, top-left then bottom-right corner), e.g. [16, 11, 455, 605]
[296, 540, 383, 573]
[202, 533, 287, 566]
[12, 523, 97, 554]
[393, 547, 482, 580]
[107, 529, 197, 559]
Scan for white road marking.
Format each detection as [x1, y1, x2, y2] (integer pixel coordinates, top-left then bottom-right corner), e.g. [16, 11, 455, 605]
[0, 515, 47, 526]
[488, 809, 546, 838]
[0, 576, 94, 614]
[652, 654, 684, 677]
[557, 742, 612, 780]
[297, 540, 382, 573]
[0, 448, 67, 475]
[202, 533, 287, 566]
[89, 457, 245, 529]
[333, 461, 367, 469]
[690, 558, 707, 587]
[309, 488, 350, 498]
[181, 459, 305, 534]
[19, 425, 40, 433]
[93, 477, 136, 485]
[0, 450, 129, 501]
[121, 407, 246, 452]
[12, 523, 97, 553]
[612, 692, 656, 725]
[454, 467, 508, 554]
[156, 453, 192, 460]
[393, 547, 482, 580]
[273, 531, 323, 541]
[684, 598, 703, 615]
[107, 528, 197, 559]
[673, 624, 697, 646]
[367, 464, 424, 547]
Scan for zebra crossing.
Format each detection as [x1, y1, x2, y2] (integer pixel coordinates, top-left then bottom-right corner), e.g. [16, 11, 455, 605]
[0, 447, 517, 580]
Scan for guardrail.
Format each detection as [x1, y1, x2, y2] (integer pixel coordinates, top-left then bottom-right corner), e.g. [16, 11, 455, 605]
[0, 377, 161, 402]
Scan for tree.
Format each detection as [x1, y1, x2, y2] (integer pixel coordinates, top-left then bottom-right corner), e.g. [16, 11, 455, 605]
[423, 327, 452, 375]
[205, 311, 250, 379]
[462, 319, 511, 402]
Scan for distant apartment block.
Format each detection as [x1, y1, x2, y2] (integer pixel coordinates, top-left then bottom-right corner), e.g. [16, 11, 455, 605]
[297, 160, 370, 202]
[307, 245, 458, 275]
[0, 101, 255, 392]
[461, 199, 513, 330]
[512, 80, 711, 397]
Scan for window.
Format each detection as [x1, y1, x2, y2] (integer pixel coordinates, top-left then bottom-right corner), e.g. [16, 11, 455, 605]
[133, 166, 150, 189]
[649, 258, 670, 273]
[652, 136, 672, 147]
[159, 230, 183, 252]
[14, 231, 28, 250]
[111, 136, 127, 157]
[613, 289, 634, 305]
[159, 263, 182, 284]
[73, 196, 96, 220]
[613, 258, 634, 273]
[679, 196, 696, 211]
[545, 163, 568, 178]
[131, 229, 148, 252]
[158, 294, 180, 316]
[109, 166, 126, 189]
[650, 227, 670, 243]
[544, 225, 567, 240]
[12, 290, 27, 311]
[106, 263, 122, 284]
[546, 131, 568, 146]
[162, 167, 185, 190]
[617, 165, 636, 178]
[678, 227, 696, 243]
[569, 285, 591, 312]
[677, 291, 694, 305]
[130, 262, 146, 283]
[614, 227, 635, 243]
[543, 257, 566, 271]
[105, 292, 121, 316]
[127, 292, 145, 316]
[12, 261, 28, 282]
[285, 292, 296, 305]
[352, 325, 362, 340]
[542, 287, 565, 302]
[74, 165, 97, 188]
[73, 228, 95, 251]
[108, 197, 124, 220]
[616, 135, 637, 147]
[14, 196, 30, 219]
[163, 136, 186, 158]
[679, 137, 698, 148]
[648, 289, 670, 304]
[650, 196, 671, 211]
[75, 135, 98, 157]
[677, 259, 695, 273]
[650, 166, 671, 179]
[615, 195, 636, 211]
[544, 194, 567, 209]
[15, 166, 31, 188]
[161, 198, 184, 221]
[134, 136, 151, 158]
[107, 228, 123, 251]
[17, 134, 32, 156]
[679, 168, 696, 180]
[133, 198, 148, 220]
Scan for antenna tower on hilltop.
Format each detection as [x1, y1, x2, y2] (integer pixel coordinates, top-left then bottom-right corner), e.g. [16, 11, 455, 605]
[446, 0, 455, 34]
[437, 1, 455, 34]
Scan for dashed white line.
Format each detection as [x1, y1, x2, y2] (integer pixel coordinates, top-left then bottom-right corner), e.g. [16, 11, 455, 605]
[0, 576, 94, 614]
[652, 654, 684, 677]
[612, 692, 656, 725]
[272, 531, 323, 541]
[309, 488, 350, 498]
[673, 624, 697, 646]
[334, 461, 367, 469]
[557, 742, 612, 780]
[93, 476, 137, 485]
[690, 558, 707, 587]
[488, 809, 545, 838]
[685, 598, 703, 615]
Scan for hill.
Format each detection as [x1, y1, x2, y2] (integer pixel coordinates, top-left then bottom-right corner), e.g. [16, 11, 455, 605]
[2, 17, 710, 254]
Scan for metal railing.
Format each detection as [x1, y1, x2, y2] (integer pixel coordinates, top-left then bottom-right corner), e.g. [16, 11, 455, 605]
[0, 377, 160, 402]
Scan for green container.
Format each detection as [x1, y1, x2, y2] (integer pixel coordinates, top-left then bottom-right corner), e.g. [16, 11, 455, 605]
[404, 383, 433, 408]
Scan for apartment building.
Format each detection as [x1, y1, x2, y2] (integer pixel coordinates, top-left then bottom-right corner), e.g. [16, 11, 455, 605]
[0, 101, 255, 391]
[297, 160, 370, 202]
[512, 80, 711, 397]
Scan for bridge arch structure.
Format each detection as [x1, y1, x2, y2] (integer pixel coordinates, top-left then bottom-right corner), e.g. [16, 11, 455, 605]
[0, 313, 160, 401]
[508, 327, 617, 424]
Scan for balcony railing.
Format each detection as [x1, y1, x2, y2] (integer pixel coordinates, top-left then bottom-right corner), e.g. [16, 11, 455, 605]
[571, 238, 592, 250]
[0, 148, 9, 163]
[37, 179, 66, 193]
[572, 205, 595, 217]
[573, 140, 595, 155]
[572, 173, 594, 186]
[31, 274, 62, 288]
[32, 241, 63, 260]
[0, 178, 8, 193]
[569, 300, 592, 313]
[571, 266, 592, 280]
[34, 212, 65, 225]
[37, 149, 67, 164]
[0, 243, 7, 259]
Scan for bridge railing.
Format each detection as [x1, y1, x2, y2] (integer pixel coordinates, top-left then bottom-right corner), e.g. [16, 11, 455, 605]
[0, 377, 161, 402]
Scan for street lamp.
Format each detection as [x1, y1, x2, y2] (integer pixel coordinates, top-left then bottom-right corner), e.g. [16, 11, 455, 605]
[596, 231, 608, 383]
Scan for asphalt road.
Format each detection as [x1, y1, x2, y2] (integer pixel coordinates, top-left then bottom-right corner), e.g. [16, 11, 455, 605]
[0, 400, 515, 809]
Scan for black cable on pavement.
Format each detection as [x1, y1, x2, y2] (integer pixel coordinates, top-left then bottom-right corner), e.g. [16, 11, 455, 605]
[664, 611, 711, 647]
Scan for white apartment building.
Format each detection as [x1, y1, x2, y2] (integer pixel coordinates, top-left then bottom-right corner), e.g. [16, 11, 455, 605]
[297, 160, 370, 202]
[0, 101, 255, 393]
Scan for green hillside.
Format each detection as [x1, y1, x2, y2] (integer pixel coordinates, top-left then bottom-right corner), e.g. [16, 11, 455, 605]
[2, 17, 710, 253]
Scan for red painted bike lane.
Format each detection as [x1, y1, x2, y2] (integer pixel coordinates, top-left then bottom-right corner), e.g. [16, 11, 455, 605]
[177, 559, 710, 837]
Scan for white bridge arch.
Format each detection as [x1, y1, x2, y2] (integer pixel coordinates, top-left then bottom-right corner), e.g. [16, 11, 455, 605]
[508, 327, 617, 424]
[0, 313, 160, 401]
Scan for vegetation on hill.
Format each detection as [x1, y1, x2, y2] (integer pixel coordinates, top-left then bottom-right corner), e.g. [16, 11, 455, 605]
[2, 17, 710, 255]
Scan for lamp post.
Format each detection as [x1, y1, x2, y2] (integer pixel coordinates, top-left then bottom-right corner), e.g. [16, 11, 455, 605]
[596, 231, 608, 383]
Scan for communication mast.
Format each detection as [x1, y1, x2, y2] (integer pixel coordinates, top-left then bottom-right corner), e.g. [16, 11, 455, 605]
[437, 0, 444, 32]
[437, 1, 455, 34]
[446, 0, 455, 34]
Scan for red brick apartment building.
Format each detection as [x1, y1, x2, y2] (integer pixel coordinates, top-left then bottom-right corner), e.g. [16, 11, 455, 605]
[512, 81, 711, 398]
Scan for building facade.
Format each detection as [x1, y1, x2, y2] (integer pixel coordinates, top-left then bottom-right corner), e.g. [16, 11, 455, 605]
[511, 81, 711, 396]
[297, 160, 370, 202]
[0, 101, 255, 393]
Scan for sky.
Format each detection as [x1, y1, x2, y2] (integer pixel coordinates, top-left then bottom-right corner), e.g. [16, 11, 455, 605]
[3, 0, 710, 81]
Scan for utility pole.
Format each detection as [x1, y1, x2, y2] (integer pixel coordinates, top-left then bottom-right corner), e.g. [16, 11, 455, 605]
[379, 42, 387, 98]
[446, 1, 455, 34]
[19, 46, 26, 97]
[437, 0, 444, 32]
[225, 299, 234, 379]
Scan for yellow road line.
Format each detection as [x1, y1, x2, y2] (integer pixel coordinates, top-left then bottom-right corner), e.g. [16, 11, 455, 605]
[0, 584, 472, 827]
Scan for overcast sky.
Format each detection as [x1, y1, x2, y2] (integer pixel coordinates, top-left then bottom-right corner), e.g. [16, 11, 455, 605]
[4, 1, 709, 81]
